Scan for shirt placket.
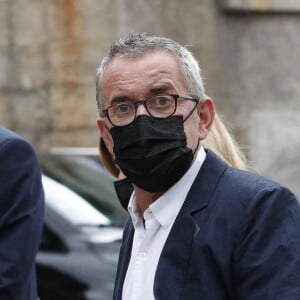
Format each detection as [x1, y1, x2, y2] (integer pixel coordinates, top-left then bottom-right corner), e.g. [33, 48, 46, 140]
[130, 211, 159, 300]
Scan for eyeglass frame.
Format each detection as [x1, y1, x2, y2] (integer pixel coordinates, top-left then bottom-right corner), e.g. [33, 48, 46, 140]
[100, 94, 200, 127]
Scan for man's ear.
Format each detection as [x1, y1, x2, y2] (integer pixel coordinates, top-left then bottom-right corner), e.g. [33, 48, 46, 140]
[198, 98, 215, 140]
[97, 119, 114, 155]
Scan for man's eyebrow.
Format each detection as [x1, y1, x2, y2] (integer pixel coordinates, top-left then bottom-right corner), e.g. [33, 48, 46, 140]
[110, 95, 128, 104]
[150, 84, 173, 93]
[109, 84, 173, 104]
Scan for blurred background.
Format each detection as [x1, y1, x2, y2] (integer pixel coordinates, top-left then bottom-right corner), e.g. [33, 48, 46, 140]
[1, 1, 299, 298]
[1, 0, 299, 197]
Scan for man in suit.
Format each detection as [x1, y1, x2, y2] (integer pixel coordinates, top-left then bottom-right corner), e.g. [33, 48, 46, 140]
[0, 126, 44, 299]
[96, 33, 300, 299]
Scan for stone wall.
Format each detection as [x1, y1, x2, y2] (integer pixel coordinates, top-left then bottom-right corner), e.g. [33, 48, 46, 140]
[0, 0, 299, 197]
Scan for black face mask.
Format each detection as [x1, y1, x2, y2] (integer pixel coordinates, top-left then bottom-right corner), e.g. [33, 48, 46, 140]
[113, 178, 133, 210]
[110, 115, 194, 193]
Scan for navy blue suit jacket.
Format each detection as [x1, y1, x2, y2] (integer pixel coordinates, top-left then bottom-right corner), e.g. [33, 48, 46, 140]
[114, 150, 300, 299]
[0, 127, 44, 299]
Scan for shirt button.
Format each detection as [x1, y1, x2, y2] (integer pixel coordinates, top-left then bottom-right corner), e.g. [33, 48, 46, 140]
[139, 251, 147, 257]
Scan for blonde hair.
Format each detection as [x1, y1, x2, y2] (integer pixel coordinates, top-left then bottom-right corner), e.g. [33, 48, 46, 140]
[99, 112, 248, 178]
[202, 113, 247, 170]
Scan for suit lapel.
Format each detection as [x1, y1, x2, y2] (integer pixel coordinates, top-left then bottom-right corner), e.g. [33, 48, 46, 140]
[114, 221, 134, 300]
[154, 213, 196, 299]
[154, 150, 228, 299]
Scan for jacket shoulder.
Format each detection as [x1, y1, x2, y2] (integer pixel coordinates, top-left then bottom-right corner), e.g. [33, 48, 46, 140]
[0, 127, 36, 158]
[221, 165, 296, 204]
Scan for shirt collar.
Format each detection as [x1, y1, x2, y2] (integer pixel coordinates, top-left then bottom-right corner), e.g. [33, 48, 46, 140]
[128, 146, 206, 229]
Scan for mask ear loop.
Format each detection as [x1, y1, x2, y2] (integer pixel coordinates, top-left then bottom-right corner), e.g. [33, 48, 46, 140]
[183, 100, 201, 122]
[193, 139, 200, 156]
[182, 100, 201, 156]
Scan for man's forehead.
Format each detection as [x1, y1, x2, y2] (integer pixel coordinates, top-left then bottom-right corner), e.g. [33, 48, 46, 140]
[105, 50, 179, 71]
[101, 51, 185, 104]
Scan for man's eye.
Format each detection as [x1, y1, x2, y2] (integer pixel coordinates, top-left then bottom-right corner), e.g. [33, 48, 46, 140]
[115, 103, 131, 114]
[154, 96, 172, 107]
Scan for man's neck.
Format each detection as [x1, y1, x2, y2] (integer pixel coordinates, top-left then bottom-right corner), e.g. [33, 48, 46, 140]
[133, 185, 164, 215]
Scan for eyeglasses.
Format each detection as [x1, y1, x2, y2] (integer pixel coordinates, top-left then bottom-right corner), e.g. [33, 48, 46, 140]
[100, 94, 199, 126]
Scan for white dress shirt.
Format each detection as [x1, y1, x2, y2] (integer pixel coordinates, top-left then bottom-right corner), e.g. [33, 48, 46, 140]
[122, 147, 206, 300]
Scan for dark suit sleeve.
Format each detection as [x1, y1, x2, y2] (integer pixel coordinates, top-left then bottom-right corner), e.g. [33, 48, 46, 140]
[0, 136, 44, 299]
[233, 186, 300, 299]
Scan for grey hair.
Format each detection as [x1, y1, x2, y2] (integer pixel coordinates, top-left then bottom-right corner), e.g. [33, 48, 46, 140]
[96, 32, 206, 113]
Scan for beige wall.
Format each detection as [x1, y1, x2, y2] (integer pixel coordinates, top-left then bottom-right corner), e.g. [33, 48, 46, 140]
[1, 0, 299, 197]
